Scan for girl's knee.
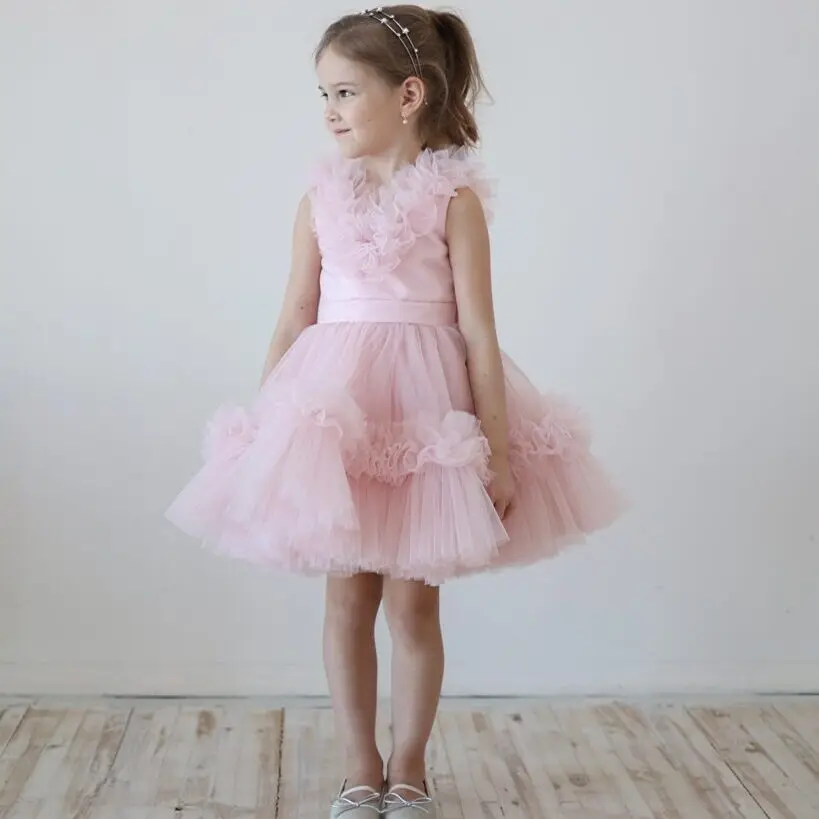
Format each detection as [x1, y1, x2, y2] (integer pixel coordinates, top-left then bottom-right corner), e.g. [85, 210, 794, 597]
[325, 572, 384, 628]
[383, 580, 440, 642]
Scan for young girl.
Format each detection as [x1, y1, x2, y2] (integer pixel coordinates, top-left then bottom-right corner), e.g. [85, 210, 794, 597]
[167, 5, 624, 816]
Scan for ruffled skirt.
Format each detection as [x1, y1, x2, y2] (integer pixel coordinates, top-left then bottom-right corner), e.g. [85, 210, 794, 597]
[165, 322, 624, 584]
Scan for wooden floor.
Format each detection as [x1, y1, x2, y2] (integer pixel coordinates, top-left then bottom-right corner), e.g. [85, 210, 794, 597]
[0, 698, 817, 818]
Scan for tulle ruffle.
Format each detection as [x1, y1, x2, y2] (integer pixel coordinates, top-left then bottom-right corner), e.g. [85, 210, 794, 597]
[167, 393, 506, 579]
[166, 322, 625, 584]
[203, 401, 492, 489]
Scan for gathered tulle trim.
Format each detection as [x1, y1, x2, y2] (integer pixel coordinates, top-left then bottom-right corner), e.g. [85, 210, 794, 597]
[169, 385, 625, 585]
[203, 385, 598, 493]
[204, 394, 493, 487]
[169, 387, 510, 584]
[507, 394, 593, 476]
[309, 146, 494, 280]
[348, 411, 493, 485]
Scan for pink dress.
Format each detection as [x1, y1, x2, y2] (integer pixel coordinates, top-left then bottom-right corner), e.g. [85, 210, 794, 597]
[166, 147, 625, 585]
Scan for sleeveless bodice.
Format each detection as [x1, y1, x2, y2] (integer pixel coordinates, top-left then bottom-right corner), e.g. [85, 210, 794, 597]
[308, 147, 492, 325]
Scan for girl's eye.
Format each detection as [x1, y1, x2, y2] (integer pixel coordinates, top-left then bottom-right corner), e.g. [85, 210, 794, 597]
[319, 89, 354, 103]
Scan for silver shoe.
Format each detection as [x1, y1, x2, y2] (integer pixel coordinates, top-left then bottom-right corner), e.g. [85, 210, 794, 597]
[329, 780, 383, 818]
[381, 780, 436, 817]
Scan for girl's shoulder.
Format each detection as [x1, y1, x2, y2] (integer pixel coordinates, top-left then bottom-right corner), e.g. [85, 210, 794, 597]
[409, 147, 495, 219]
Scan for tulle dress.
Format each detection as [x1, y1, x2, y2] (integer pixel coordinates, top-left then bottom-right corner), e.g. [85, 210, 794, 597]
[165, 147, 624, 584]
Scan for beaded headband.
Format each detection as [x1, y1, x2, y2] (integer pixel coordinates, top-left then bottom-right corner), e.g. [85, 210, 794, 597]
[361, 7, 423, 79]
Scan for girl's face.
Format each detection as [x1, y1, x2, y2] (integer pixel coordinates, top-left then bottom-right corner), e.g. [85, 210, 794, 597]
[317, 46, 405, 159]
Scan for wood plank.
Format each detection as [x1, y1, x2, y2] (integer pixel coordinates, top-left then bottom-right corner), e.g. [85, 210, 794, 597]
[689, 704, 815, 819]
[615, 702, 745, 819]
[648, 704, 769, 818]
[469, 711, 528, 819]
[485, 710, 547, 819]
[99, 705, 178, 808]
[85, 808, 168, 819]
[90, 705, 153, 809]
[35, 709, 112, 819]
[93, 705, 242, 819]
[154, 706, 201, 808]
[16, 709, 86, 803]
[65, 707, 130, 817]
[275, 707, 336, 819]
[570, 704, 655, 819]
[779, 700, 819, 750]
[769, 702, 819, 777]
[502, 709, 570, 819]
[733, 704, 819, 812]
[232, 708, 279, 817]
[0, 709, 63, 809]
[0, 801, 44, 819]
[1, 708, 127, 819]
[179, 705, 281, 819]
[312, 709, 340, 819]
[436, 709, 497, 817]
[206, 703, 245, 819]
[427, 716, 463, 819]
[594, 703, 686, 819]
[178, 707, 225, 811]
[529, 706, 597, 818]
[551, 703, 637, 819]
[266, 706, 286, 813]
[0, 708, 29, 760]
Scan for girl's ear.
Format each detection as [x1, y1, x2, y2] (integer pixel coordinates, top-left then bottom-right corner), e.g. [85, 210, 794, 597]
[400, 77, 425, 119]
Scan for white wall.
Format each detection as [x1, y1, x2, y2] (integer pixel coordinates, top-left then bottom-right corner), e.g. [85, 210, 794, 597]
[2, 0, 818, 697]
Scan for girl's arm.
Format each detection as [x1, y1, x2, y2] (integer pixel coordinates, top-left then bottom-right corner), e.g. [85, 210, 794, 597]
[447, 188, 515, 517]
[260, 193, 322, 384]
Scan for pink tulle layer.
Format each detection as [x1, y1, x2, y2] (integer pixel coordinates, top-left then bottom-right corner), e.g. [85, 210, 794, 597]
[166, 322, 625, 584]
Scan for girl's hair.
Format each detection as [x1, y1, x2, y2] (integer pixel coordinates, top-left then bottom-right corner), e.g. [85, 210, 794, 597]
[314, 5, 487, 149]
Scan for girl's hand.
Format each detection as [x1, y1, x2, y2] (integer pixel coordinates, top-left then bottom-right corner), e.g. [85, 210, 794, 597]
[488, 455, 515, 519]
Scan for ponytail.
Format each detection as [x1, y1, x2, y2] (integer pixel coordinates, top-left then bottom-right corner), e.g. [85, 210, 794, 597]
[426, 10, 487, 148]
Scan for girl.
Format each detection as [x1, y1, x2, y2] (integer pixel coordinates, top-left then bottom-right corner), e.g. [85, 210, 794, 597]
[167, 5, 624, 817]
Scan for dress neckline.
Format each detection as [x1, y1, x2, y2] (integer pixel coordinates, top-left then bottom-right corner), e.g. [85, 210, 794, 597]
[345, 147, 433, 198]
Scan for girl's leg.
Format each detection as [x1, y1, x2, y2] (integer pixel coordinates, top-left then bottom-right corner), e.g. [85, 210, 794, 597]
[382, 578, 444, 792]
[323, 572, 385, 790]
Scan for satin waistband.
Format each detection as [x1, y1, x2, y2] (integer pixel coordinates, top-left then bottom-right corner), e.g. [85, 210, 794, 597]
[317, 298, 457, 326]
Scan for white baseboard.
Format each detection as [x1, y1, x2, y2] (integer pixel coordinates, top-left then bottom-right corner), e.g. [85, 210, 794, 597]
[1, 662, 818, 697]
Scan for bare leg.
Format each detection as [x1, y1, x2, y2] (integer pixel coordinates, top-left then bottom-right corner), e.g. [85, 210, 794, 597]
[382, 578, 443, 793]
[323, 572, 385, 790]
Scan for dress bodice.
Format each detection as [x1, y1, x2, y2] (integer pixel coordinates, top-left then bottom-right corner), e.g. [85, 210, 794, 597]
[308, 147, 492, 324]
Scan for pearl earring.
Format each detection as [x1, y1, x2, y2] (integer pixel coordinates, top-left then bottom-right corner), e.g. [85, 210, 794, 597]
[402, 115, 408, 125]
